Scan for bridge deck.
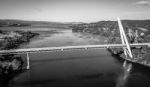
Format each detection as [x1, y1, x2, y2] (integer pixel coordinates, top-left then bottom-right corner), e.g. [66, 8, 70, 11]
[0, 43, 149, 54]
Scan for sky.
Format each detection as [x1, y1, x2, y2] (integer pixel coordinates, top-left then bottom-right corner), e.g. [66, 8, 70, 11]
[0, 0, 150, 22]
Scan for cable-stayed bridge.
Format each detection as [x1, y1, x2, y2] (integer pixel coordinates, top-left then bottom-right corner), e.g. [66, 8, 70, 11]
[0, 43, 149, 54]
[0, 17, 150, 69]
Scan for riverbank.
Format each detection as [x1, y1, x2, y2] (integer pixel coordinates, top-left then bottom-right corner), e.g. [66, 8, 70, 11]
[0, 30, 39, 75]
[0, 30, 39, 50]
[70, 20, 150, 67]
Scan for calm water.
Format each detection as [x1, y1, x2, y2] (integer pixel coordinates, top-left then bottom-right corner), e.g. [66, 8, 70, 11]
[2, 27, 150, 87]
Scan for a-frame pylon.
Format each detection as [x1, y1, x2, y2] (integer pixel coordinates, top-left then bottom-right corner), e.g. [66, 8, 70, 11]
[117, 17, 133, 59]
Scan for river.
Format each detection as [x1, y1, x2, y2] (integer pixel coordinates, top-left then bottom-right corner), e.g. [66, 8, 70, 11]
[2, 27, 150, 87]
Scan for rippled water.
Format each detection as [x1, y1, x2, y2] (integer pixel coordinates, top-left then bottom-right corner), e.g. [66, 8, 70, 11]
[2, 27, 150, 87]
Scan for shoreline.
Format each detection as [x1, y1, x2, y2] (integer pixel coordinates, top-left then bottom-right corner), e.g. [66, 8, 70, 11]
[0, 30, 39, 75]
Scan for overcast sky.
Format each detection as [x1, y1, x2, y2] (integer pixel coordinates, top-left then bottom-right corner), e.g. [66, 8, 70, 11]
[0, 0, 150, 22]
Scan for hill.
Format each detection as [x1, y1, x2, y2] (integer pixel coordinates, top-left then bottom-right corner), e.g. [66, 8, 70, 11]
[0, 19, 73, 29]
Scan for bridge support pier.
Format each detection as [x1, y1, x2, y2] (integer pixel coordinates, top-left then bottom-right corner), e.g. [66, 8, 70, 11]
[26, 52, 30, 69]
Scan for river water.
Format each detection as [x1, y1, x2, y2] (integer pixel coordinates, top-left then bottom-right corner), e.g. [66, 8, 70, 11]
[2, 27, 150, 87]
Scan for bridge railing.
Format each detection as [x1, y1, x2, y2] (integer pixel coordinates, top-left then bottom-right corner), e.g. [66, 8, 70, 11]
[0, 43, 149, 54]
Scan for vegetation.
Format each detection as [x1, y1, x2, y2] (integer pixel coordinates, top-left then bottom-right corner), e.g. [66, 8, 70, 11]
[1, 31, 39, 50]
[0, 30, 39, 76]
[0, 54, 23, 87]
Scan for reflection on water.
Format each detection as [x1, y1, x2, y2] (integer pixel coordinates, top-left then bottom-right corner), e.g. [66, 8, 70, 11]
[116, 61, 132, 87]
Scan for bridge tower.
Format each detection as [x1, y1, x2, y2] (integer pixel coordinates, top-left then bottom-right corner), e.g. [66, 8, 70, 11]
[117, 17, 133, 59]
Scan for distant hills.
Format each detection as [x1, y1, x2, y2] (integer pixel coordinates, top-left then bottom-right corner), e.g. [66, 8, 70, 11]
[0, 19, 150, 30]
[0, 19, 73, 28]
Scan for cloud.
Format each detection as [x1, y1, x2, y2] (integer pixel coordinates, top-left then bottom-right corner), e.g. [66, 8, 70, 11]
[135, 0, 150, 6]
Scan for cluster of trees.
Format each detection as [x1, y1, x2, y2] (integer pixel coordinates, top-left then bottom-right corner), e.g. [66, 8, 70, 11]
[1, 31, 39, 50]
[0, 54, 23, 74]
[0, 54, 24, 87]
